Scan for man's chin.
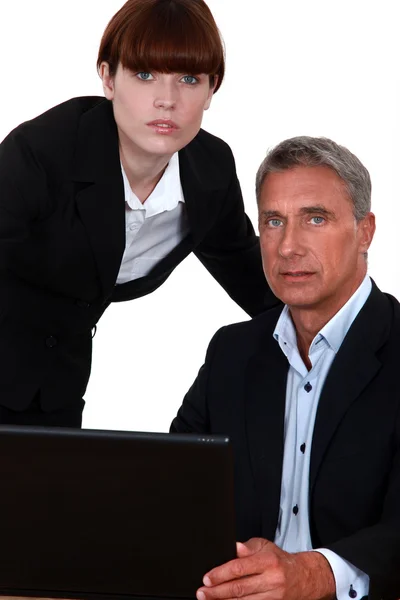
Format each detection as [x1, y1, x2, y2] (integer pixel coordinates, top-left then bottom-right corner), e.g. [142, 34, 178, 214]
[271, 286, 319, 309]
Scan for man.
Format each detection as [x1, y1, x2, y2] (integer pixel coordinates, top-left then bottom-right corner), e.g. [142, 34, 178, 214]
[171, 137, 400, 600]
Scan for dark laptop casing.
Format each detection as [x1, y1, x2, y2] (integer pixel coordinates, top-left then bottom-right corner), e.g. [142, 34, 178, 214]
[0, 426, 236, 599]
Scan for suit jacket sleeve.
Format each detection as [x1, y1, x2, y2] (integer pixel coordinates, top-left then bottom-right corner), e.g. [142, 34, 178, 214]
[0, 130, 44, 272]
[170, 327, 224, 434]
[0, 129, 72, 333]
[325, 423, 400, 599]
[193, 164, 280, 317]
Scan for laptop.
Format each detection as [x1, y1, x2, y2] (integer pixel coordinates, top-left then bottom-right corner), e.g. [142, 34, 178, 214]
[0, 426, 236, 600]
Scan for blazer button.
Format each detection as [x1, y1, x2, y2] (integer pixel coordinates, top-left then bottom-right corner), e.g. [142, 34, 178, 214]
[76, 300, 91, 308]
[45, 336, 58, 348]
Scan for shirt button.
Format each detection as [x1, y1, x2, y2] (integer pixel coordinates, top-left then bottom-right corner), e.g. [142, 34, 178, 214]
[45, 336, 57, 348]
[129, 223, 139, 232]
[304, 382, 312, 393]
[292, 505, 299, 515]
[300, 443, 306, 453]
[348, 585, 357, 598]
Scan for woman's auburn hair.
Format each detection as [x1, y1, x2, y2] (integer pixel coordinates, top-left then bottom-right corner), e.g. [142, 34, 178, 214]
[97, 0, 225, 92]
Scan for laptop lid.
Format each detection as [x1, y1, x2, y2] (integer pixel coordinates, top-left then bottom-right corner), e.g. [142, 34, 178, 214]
[0, 426, 236, 600]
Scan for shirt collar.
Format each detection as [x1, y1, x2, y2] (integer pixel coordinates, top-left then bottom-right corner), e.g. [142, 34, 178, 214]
[274, 274, 372, 356]
[317, 274, 372, 352]
[121, 152, 185, 217]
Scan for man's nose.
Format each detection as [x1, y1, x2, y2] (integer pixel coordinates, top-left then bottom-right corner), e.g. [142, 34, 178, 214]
[278, 223, 305, 258]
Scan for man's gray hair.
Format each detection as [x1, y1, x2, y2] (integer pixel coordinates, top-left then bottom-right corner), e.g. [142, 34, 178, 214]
[255, 136, 371, 221]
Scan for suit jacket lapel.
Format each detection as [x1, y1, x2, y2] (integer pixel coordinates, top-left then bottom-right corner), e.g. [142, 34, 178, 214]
[72, 99, 126, 299]
[178, 136, 227, 246]
[309, 282, 391, 491]
[245, 318, 288, 539]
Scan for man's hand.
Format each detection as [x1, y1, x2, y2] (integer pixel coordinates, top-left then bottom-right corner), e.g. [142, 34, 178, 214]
[196, 538, 336, 600]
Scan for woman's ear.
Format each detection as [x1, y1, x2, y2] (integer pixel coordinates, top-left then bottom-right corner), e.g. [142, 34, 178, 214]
[204, 75, 219, 111]
[99, 62, 115, 100]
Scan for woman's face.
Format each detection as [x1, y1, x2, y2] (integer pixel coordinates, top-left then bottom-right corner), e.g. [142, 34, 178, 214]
[101, 63, 216, 159]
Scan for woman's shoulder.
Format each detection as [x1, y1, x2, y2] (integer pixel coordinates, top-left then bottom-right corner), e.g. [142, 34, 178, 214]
[192, 127, 233, 155]
[1, 97, 111, 171]
[6, 96, 107, 143]
[182, 127, 235, 175]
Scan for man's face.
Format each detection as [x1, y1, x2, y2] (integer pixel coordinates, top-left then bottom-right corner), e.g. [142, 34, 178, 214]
[258, 165, 375, 317]
[101, 63, 215, 159]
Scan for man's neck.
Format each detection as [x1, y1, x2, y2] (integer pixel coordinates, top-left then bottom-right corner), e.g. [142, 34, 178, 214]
[289, 273, 367, 369]
[119, 131, 173, 204]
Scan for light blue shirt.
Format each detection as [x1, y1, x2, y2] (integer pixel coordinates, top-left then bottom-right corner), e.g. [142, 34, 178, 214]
[273, 275, 372, 600]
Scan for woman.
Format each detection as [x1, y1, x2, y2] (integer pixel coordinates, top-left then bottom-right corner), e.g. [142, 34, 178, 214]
[0, 0, 278, 427]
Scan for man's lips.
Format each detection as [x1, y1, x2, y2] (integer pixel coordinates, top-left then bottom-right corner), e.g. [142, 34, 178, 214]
[146, 119, 179, 134]
[280, 271, 315, 279]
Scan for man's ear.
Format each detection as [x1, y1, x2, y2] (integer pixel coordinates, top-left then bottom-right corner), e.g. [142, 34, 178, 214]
[358, 212, 376, 254]
[99, 62, 115, 101]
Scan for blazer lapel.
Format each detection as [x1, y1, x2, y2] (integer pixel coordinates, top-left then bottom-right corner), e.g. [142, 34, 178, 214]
[72, 99, 126, 299]
[179, 136, 227, 246]
[309, 283, 391, 491]
[245, 323, 288, 539]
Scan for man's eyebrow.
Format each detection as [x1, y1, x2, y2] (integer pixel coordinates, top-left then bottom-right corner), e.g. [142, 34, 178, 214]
[299, 205, 336, 218]
[260, 206, 336, 219]
[259, 210, 284, 218]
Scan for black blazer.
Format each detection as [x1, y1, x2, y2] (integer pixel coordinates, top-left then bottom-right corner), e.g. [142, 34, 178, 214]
[0, 97, 279, 412]
[171, 282, 400, 600]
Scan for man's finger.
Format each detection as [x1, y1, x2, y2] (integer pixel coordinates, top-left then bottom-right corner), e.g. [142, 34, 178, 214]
[239, 538, 272, 556]
[197, 573, 271, 600]
[198, 592, 267, 600]
[203, 553, 268, 587]
[236, 542, 252, 557]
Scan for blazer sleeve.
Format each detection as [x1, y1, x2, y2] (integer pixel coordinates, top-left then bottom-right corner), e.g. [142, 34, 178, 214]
[325, 416, 400, 599]
[193, 165, 280, 318]
[0, 130, 72, 333]
[0, 130, 46, 272]
[170, 327, 224, 434]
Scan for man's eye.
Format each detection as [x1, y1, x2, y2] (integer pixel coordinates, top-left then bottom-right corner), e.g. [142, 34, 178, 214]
[310, 216, 325, 225]
[181, 75, 198, 85]
[136, 72, 153, 81]
[268, 219, 283, 228]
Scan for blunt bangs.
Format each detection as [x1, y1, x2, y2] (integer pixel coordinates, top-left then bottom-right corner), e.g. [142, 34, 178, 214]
[98, 0, 225, 92]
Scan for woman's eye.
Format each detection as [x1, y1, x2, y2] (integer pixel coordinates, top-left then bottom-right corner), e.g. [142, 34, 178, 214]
[136, 72, 153, 81]
[310, 216, 325, 225]
[181, 75, 198, 85]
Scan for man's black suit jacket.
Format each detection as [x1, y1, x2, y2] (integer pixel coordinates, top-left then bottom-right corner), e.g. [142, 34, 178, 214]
[171, 282, 400, 600]
[0, 96, 278, 412]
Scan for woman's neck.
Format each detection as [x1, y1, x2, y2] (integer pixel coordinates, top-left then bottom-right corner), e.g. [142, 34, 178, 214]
[119, 134, 173, 204]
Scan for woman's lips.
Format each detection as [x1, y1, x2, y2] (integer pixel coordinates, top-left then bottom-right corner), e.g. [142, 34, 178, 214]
[146, 119, 179, 135]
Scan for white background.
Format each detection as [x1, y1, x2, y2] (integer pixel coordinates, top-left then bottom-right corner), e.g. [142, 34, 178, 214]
[0, 1, 399, 431]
